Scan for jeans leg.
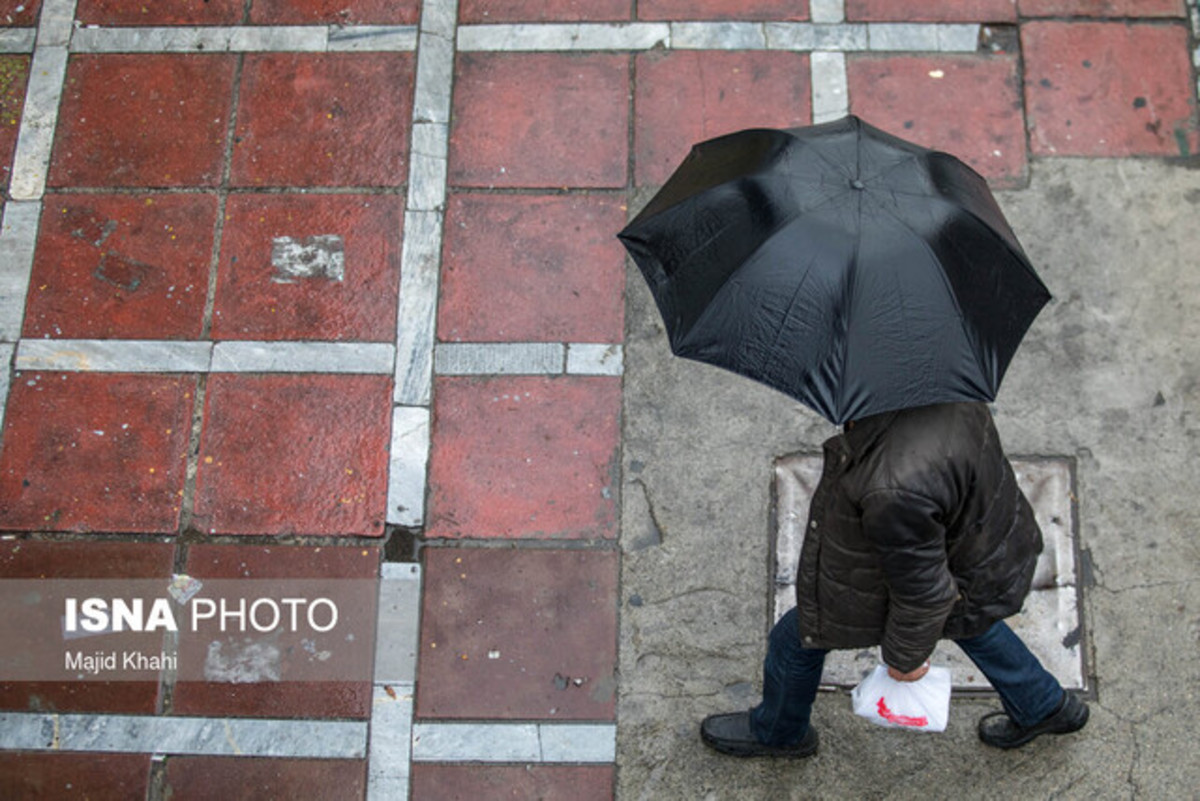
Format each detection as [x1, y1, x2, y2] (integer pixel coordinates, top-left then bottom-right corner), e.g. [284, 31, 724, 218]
[955, 620, 1065, 728]
[750, 608, 828, 746]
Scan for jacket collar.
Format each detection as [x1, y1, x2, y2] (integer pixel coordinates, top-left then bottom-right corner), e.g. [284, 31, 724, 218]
[826, 408, 901, 460]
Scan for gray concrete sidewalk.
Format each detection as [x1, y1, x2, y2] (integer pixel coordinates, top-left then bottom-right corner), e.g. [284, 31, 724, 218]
[617, 158, 1200, 799]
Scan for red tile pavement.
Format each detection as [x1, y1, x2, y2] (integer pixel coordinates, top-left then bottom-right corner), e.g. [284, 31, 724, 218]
[212, 193, 402, 342]
[1, 1, 40, 26]
[848, 0, 1016, 21]
[0, 540, 173, 714]
[0, 753, 151, 800]
[1023, 22, 1197, 157]
[164, 756, 367, 800]
[231, 53, 414, 188]
[49, 55, 236, 189]
[439, 193, 626, 344]
[411, 765, 615, 800]
[634, 50, 812, 186]
[171, 544, 377, 719]
[848, 54, 1026, 186]
[76, 0, 244, 25]
[416, 548, 617, 720]
[638, 0, 808, 21]
[427, 376, 620, 540]
[192, 374, 391, 537]
[250, 0, 420, 25]
[23, 194, 216, 340]
[460, 0, 631, 22]
[1018, 0, 1184, 17]
[449, 53, 628, 189]
[0, 55, 29, 193]
[0, 373, 194, 534]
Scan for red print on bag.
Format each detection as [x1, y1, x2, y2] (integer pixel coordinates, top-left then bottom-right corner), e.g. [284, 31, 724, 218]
[877, 697, 928, 727]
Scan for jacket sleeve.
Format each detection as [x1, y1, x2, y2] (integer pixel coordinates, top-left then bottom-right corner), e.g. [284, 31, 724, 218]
[859, 488, 959, 673]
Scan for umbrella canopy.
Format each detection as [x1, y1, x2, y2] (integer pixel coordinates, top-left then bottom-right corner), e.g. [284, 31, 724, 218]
[617, 115, 1050, 425]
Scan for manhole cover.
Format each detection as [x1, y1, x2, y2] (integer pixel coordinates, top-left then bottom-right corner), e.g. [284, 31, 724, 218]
[773, 454, 1087, 692]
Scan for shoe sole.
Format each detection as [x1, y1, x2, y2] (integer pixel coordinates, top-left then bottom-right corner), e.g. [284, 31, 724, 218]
[700, 729, 818, 759]
[980, 702, 1089, 749]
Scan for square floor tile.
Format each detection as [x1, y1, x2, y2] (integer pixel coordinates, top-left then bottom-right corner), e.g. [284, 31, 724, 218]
[634, 51, 811, 186]
[848, 54, 1026, 186]
[212, 193, 401, 341]
[848, 0, 1016, 20]
[0, 56, 29, 194]
[460, 0, 630, 22]
[171, 544, 377, 719]
[250, 0, 420, 24]
[417, 548, 617, 719]
[23, 194, 216, 339]
[49, 55, 236, 189]
[0, 540, 173, 714]
[774, 455, 1086, 690]
[0, 753, 151, 800]
[1, 1, 40, 26]
[638, 0, 808, 20]
[439, 193, 626, 343]
[427, 376, 620, 540]
[164, 757, 367, 800]
[231, 53, 414, 188]
[193, 375, 391, 537]
[76, 0, 244, 25]
[1023, 22, 1196, 157]
[0, 373, 194, 533]
[1018, 0, 1183, 16]
[411, 765, 614, 800]
[449, 53, 628, 189]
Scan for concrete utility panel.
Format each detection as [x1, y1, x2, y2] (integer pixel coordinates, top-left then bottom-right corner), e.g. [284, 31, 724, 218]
[773, 454, 1086, 692]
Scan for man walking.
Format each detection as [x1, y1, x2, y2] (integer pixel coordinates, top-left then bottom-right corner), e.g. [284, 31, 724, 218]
[701, 402, 1088, 757]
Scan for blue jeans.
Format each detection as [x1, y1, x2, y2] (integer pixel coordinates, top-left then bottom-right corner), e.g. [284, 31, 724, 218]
[750, 608, 1066, 746]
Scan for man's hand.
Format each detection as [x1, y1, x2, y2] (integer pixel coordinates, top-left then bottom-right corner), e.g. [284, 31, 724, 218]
[887, 662, 930, 682]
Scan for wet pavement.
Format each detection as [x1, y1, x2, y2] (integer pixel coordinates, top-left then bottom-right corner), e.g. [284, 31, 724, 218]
[0, 0, 1198, 798]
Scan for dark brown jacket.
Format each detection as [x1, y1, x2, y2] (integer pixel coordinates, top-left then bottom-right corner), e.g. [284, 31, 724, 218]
[794, 402, 1042, 672]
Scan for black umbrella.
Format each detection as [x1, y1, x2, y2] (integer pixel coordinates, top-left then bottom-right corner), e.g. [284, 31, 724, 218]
[618, 115, 1050, 425]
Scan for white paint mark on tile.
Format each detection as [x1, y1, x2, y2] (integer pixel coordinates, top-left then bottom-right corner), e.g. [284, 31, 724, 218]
[0, 713, 367, 758]
[203, 640, 282, 683]
[387, 407, 430, 528]
[271, 235, 346, 283]
[16, 339, 213, 373]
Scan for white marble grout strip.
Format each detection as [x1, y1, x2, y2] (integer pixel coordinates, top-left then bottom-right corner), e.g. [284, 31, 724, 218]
[868, 23, 979, 53]
[0, 713, 368, 758]
[457, 22, 669, 51]
[393, 211, 443, 406]
[411, 722, 616, 763]
[0, 28, 36, 53]
[210, 341, 394, 373]
[71, 25, 418, 53]
[8, 45, 68, 201]
[811, 51, 848, 124]
[670, 22, 765, 50]
[407, 122, 449, 212]
[17, 339, 212, 372]
[566, 344, 624, 376]
[37, 0, 77, 47]
[387, 407, 430, 527]
[368, 683, 414, 801]
[809, 0, 846, 25]
[0, 202, 41, 341]
[0, 342, 13, 433]
[434, 342, 563, 375]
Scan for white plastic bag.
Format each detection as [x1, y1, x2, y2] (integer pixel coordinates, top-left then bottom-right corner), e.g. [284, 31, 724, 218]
[851, 664, 951, 733]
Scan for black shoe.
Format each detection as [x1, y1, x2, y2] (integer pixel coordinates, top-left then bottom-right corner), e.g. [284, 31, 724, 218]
[978, 693, 1089, 749]
[700, 711, 818, 758]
